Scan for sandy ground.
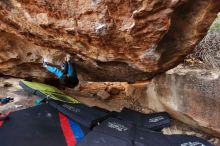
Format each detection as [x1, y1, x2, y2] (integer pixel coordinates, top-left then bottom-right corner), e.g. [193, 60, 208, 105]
[0, 77, 219, 146]
[0, 78, 38, 113]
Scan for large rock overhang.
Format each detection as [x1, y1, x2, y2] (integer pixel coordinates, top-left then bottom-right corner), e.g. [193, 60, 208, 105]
[0, 0, 219, 81]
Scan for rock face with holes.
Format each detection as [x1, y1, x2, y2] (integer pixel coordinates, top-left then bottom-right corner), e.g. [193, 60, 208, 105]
[0, 0, 220, 81]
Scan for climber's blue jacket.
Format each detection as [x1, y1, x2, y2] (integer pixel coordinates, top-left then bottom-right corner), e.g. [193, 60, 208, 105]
[46, 61, 74, 79]
[47, 66, 64, 78]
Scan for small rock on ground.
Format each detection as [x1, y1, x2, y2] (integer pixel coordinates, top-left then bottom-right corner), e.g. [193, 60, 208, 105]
[96, 90, 111, 100]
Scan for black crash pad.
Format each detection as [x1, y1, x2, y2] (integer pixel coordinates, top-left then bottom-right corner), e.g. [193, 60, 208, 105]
[48, 100, 109, 128]
[167, 135, 213, 146]
[118, 108, 171, 130]
[135, 128, 171, 146]
[93, 118, 135, 142]
[0, 104, 88, 146]
[76, 131, 133, 146]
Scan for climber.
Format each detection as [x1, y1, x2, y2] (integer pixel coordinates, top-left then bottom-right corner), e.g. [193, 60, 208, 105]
[43, 54, 79, 88]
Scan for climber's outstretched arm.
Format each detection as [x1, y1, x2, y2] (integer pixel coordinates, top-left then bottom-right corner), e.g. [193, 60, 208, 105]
[46, 65, 64, 78]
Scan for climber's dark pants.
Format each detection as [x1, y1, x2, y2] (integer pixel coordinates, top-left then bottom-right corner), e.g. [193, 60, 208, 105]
[60, 74, 79, 88]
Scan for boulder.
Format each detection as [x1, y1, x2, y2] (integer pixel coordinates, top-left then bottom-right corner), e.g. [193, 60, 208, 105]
[144, 65, 220, 138]
[0, 0, 219, 81]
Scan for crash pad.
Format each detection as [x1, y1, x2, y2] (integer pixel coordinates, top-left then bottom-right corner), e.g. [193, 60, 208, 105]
[93, 118, 135, 142]
[20, 80, 111, 129]
[19, 80, 79, 103]
[76, 131, 133, 146]
[0, 104, 88, 146]
[117, 108, 171, 130]
[77, 121, 213, 146]
[48, 100, 110, 129]
[77, 118, 134, 146]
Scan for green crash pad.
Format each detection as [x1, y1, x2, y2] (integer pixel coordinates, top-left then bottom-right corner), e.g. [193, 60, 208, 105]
[20, 80, 79, 103]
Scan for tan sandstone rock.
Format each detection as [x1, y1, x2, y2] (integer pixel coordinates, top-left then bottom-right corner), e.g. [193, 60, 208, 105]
[144, 65, 220, 138]
[0, 0, 219, 81]
[96, 90, 111, 100]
